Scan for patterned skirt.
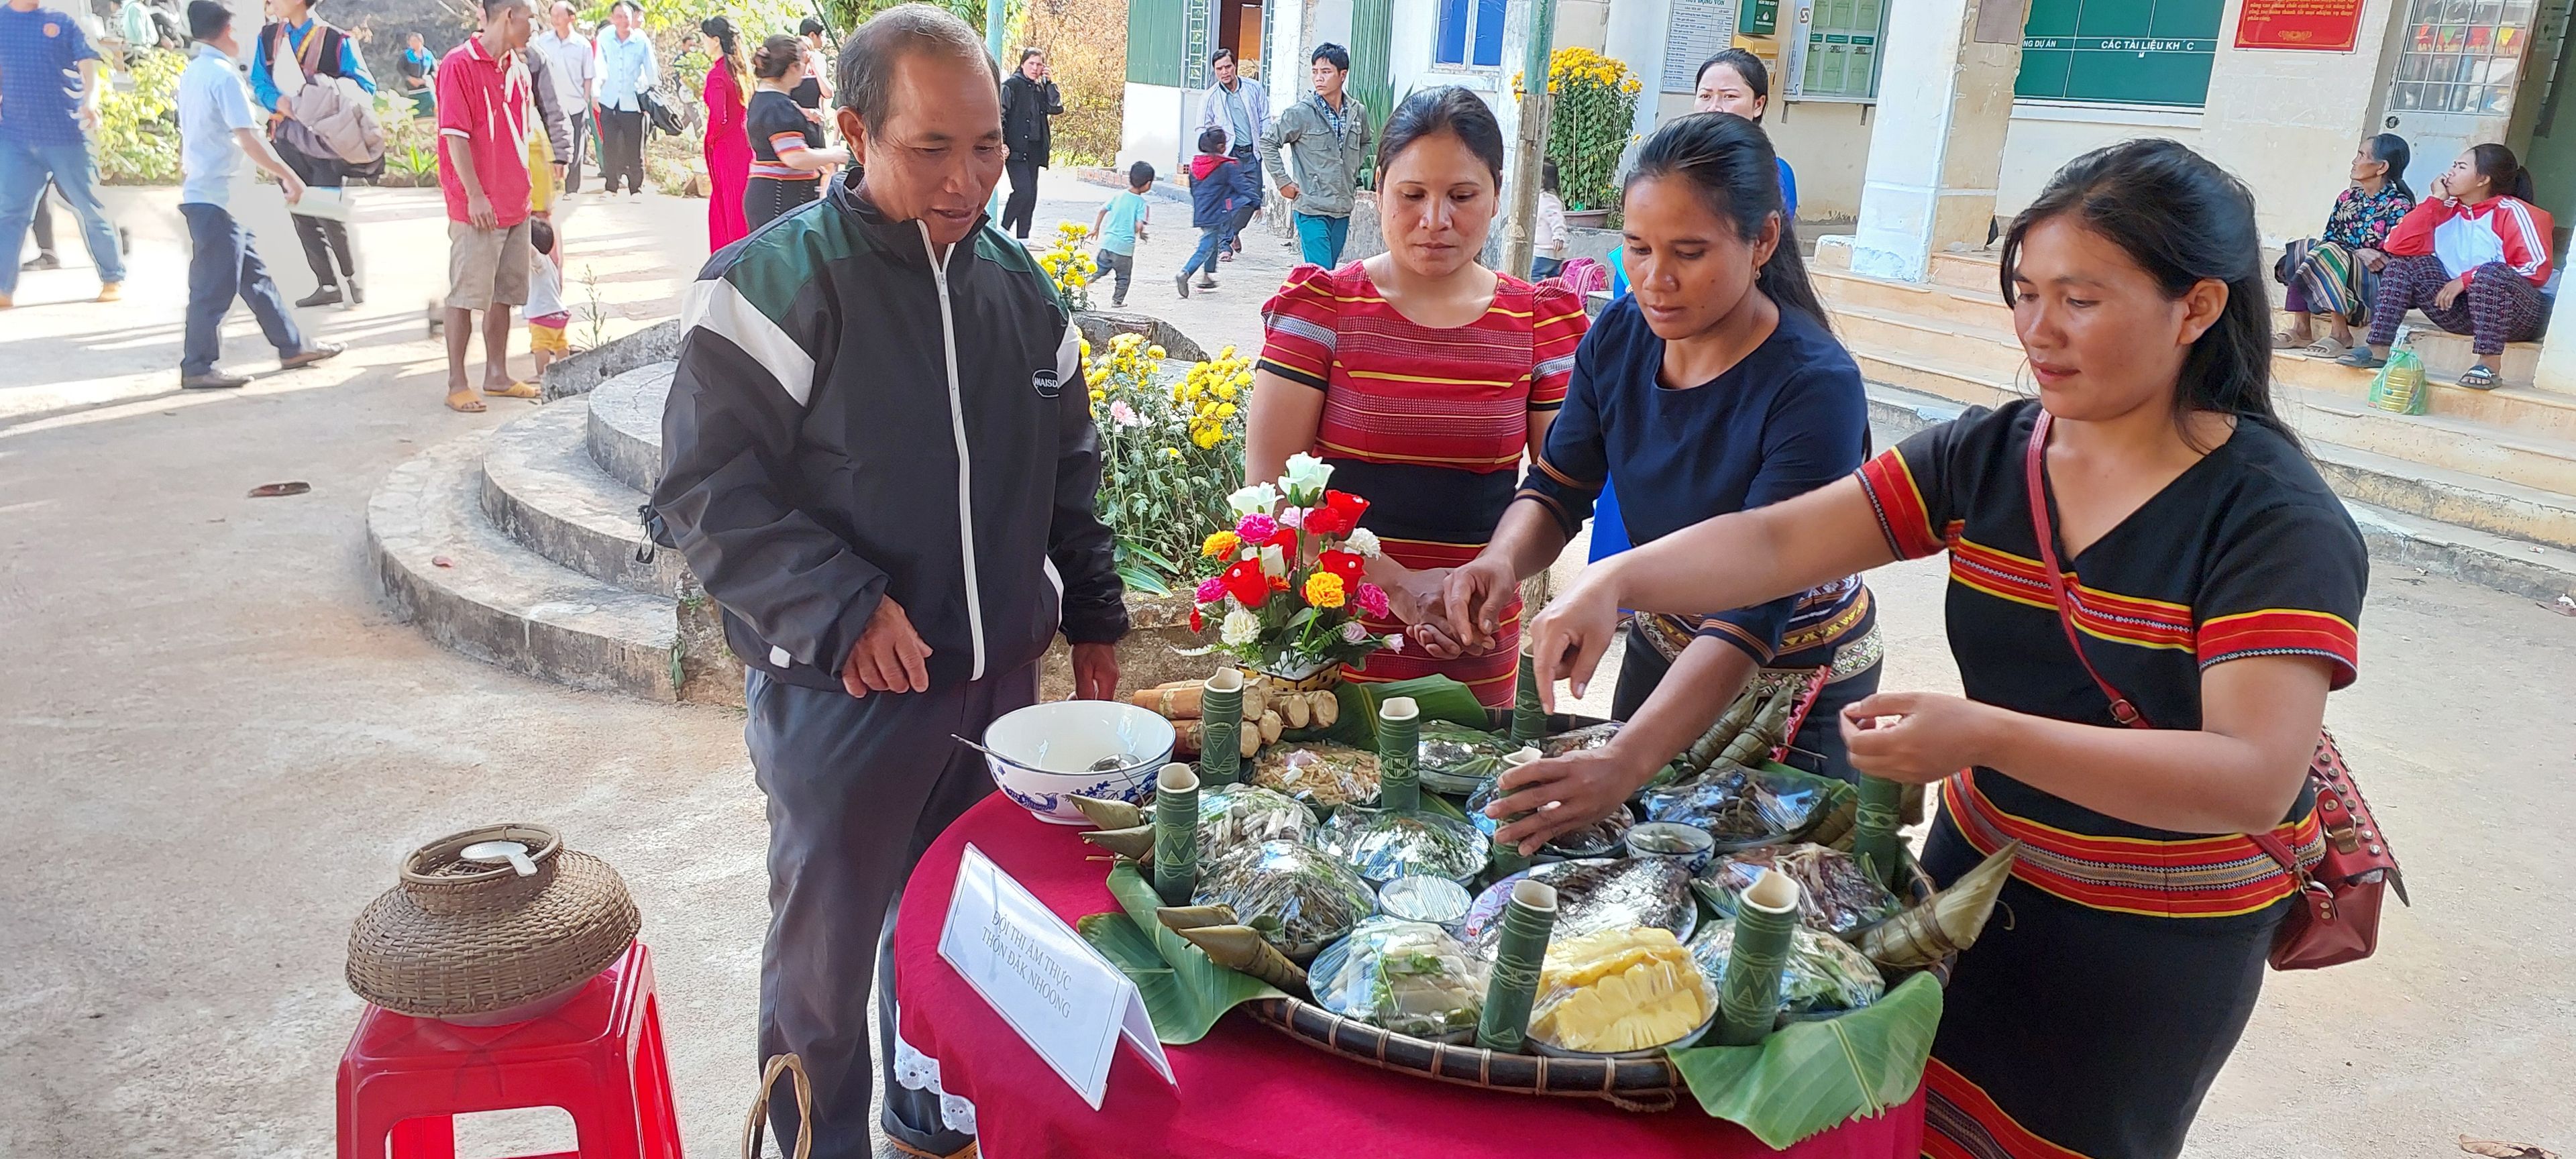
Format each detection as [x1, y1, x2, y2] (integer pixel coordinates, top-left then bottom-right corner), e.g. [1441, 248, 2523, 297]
[1342, 535, 1518, 708]
[2275, 238, 2377, 325]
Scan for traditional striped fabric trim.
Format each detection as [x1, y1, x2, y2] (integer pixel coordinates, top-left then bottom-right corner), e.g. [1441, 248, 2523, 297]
[1312, 437, 1524, 470]
[1947, 538, 2196, 652]
[1923, 1058, 2098, 1159]
[1942, 773, 2324, 918]
[1515, 487, 1575, 535]
[1778, 584, 1872, 653]
[1858, 450, 1944, 559]
[1697, 618, 1775, 663]
[2198, 607, 2359, 686]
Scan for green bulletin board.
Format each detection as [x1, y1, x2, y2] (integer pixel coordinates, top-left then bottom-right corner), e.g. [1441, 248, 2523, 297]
[2015, 0, 2222, 106]
[1799, 0, 1886, 99]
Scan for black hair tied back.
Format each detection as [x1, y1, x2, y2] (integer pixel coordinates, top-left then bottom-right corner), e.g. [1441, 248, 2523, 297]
[2471, 142, 2538, 203]
[1626, 112, 1827, 329]
[1375, 86, 1506, 185]
[2001, 137, 2290, 448]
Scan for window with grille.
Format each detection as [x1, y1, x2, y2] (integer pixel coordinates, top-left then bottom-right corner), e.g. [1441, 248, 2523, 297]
[1436, 0, 1506, 68]
[2388, 0, 2536, 115]
[1794, 0, 1888, 100]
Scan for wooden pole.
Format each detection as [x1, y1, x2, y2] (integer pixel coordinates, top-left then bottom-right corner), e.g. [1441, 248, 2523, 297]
[1501, 0, 1558, 280]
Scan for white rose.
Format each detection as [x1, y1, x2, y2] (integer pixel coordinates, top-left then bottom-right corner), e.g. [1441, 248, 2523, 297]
[1283, 451, 1332, 496]
[1220, 608, 1260, 647]
[1345, 527, 1382, 558]
[1228, 482, 1280, 518]
[1259, 544, 1287, 577]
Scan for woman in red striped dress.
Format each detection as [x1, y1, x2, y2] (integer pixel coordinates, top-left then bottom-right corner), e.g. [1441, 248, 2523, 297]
[1246, 88, 1589, 708]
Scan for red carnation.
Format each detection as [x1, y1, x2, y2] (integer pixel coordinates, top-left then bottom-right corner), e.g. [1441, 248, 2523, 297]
[1189, 608, 1205, 632]
[1319, 550, 1366, 584]
[1304, 506, 1352, 537]
[1221, 559, 1269, 606]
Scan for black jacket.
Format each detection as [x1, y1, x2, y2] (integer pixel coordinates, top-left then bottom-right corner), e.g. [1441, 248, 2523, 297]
[1000, 72, 1061, 166]
[652, 173, 1128, 693]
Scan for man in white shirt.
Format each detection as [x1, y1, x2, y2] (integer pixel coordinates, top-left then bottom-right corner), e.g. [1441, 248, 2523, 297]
[174, 0, 339, 388]
[591, 0, 655, 195]
[531, 0, 595, 190]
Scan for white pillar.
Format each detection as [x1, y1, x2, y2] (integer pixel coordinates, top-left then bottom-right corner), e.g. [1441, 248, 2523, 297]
[2536, 293, 2576, 394]
[1603, 0, 1674, 143]
[1848, 0, 2019, 281]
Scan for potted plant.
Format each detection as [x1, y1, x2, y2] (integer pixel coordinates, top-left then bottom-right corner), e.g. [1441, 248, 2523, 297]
[1534, 46, 1643, 226]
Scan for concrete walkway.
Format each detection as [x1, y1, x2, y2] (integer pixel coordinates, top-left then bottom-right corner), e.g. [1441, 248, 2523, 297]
[3, 176, 2572, 1158]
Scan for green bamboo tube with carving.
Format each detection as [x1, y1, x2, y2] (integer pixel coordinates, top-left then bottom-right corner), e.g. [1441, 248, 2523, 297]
[1851, 775, 1907, 892]
[1511, 652, 1546, 744]
[1474, 878, 1558, 1053]
[1484, 746, 1543, 883]
[1376, 695, 1420, 814]
[1152, 763, 1201, 905]
[1197, 669, 1244, 786]
[1714, 867, 1802, 1046]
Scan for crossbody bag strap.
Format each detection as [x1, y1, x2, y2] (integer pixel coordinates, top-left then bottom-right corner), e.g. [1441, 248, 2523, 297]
[2022, 409, 2152, 730]
[2025, 412, 2313, 881]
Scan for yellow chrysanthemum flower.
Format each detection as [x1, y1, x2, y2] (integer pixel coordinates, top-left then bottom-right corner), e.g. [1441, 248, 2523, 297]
[1202, 530, 1241, 558]
[1302, 572, 1346, 609]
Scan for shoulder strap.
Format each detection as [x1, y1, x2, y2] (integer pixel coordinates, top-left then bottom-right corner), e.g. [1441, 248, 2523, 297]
[2023, 409, 2153, 730]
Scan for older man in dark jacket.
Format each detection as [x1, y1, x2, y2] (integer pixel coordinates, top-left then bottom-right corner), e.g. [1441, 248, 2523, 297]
[651, 9, 1124, 1158]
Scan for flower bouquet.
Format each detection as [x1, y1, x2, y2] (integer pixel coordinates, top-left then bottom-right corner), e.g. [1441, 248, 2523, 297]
[1188, 453, 1403, 681]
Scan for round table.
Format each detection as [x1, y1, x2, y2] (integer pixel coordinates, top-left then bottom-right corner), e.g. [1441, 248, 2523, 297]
[893, 794, 1925, 1158]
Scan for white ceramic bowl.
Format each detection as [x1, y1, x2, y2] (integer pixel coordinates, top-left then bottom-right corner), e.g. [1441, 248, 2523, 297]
[981, 700, 1177, 824]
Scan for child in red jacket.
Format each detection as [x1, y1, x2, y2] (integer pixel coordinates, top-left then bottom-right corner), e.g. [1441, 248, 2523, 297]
[2341, 143, 2555, 389]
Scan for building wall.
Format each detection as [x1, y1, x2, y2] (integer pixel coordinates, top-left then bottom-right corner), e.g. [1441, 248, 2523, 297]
[1772, 101, 1876, 221]
[1995, 105, 2207, 221]
[1120, 82, 1189, 176]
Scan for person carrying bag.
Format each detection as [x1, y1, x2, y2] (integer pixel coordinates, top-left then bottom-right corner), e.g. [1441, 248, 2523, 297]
[252, 0, 379, 308]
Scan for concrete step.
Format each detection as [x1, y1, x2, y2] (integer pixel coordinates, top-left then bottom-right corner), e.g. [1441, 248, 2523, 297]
[1820, 262, 2555, 392]
[480, 399, 692, 596]
[586, 362, 676, 493]
[1864, 381, 2576, 600]
[370, 432, 680, 699]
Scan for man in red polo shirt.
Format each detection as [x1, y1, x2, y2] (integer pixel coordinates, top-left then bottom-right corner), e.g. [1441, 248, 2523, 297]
[433, 0, 537, 413]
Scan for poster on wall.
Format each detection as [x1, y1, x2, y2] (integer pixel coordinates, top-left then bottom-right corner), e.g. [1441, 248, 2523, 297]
[2234, 0, 2365, 52]
[1664, 0, 1743, 93]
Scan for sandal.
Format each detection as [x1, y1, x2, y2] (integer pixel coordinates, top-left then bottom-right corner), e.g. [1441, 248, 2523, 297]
[445, 390, 487, 413]
[482, 380, 542, 400]
[2457, 364, 2500, 390]
[2300, 337, 2349, 357]
[2334, 347, 2387, 370]
[2272, 331, 2312, 350]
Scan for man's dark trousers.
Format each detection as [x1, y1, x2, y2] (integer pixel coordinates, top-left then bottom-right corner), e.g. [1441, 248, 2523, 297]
[180, 203, 303, 378]
[749, 662, 1034, 1159]
[561, 109, 591, 192]
[600, 109, 646, 193]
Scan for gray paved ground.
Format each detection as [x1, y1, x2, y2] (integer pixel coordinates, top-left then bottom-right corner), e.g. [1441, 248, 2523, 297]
[3, 173, 2572, 1158]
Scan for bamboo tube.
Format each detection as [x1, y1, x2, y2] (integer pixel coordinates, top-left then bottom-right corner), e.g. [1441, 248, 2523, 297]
[1485, 747, 1542, 883]
[1307, 689, 1339, 728]
[1198, 669, 1244, 785]
[1257, 710, 1283, 746]
[1130, 685, 1204, 719]
[1241, 675, 1269, 722]
[1152, 763, 1201, 905]
[1715, 869, 1802, 1046]
[1474, 879, 1558, 1052]
[1851, 775, 1907, 891]
[1281, 691, 1311, 730]
[1377, 696, 1421, 814]
[1511, 652, 1547, 744]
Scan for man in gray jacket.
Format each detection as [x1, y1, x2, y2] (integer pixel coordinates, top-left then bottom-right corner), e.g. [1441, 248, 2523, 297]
[651, 7, 1126, 1156]
[1259, 41, 1369, 268]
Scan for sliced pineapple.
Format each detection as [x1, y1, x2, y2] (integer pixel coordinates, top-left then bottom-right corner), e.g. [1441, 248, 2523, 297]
[1530, 927, 1711, 1053]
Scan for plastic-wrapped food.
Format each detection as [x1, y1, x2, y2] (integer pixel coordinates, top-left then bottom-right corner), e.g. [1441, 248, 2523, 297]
[1538, 721, 1623, 758]
[1686, 915, 1886, 1017]
[1252, 744, 1381, 808]
[1320, 805, 1487, 885]
[1460, 858, 1697, 959]
[1527, 926, 1717, 1055]
[1311, 917, 1489, 1040]
[1466, 779, 1635, 859]
[1639, 762, 1831, 845]
[1198, 784, 1320, 865]
[1694, 843, 1902, 937]
[1417, 721, 1516, 795]
[1192, 840, 1379, 960]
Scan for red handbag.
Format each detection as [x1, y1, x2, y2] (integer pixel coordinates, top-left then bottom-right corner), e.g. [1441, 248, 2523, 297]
[2022, 411, 2404, 969]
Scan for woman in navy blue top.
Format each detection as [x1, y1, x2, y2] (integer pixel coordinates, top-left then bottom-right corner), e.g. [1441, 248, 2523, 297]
[1431, 112, 1883, 836]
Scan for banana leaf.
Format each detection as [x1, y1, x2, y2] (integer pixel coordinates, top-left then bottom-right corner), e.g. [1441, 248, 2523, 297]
[1665, 971, 1944, 1148]
[1074, 862, 1288, 1044]
[1312, 675, 1490, 748]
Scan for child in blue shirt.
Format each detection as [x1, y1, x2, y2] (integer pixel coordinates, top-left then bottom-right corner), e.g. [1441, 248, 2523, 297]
[1091, 160, 1153, 307]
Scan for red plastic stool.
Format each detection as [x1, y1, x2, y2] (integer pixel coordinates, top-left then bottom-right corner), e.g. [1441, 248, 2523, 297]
[337, 941, 681, 1159]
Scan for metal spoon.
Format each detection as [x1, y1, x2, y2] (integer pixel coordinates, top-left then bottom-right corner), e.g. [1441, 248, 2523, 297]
[951, 734, 1135, 773]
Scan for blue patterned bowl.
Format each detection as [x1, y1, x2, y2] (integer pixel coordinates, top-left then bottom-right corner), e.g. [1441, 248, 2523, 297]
[980, 700, 1176, 824]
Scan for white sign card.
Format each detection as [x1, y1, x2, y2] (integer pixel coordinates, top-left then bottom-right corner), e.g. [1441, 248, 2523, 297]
[937, 843, 1175, 1109]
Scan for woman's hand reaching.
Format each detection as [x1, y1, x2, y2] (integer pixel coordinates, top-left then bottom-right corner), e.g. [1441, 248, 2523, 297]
[1524, 565, 1625, 709]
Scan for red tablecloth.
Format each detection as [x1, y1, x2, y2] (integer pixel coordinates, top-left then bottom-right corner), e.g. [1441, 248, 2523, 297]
[893, 795, 1926, 1159]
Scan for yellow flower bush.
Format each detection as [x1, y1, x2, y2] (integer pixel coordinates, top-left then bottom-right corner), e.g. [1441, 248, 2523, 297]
[1087, 335, 1253, 593]
[1039, 221, 1101, 311]
[1536, 47, 1644, 213]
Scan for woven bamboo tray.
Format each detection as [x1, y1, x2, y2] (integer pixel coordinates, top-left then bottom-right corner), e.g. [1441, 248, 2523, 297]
[1242, 995, 1690, 1111]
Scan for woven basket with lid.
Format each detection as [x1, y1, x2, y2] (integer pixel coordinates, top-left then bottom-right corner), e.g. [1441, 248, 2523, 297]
[347, 823, 641, 1024]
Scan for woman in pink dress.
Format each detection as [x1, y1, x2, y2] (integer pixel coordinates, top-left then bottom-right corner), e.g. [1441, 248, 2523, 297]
[699, 16, 753, 250]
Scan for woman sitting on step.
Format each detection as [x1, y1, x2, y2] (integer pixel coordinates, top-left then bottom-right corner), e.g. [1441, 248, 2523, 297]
[2340, 143, 2555, 390]
[2272, 133, 2414, 357]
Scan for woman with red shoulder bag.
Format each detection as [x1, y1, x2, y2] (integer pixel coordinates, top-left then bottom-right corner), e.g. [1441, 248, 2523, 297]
[1509, 138, 2375, 1159]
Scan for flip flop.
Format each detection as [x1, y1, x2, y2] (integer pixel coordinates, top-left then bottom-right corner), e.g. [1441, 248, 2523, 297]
[445, 390, 487, 413]
[2271, 331, 2309, 349]
[482, 381, 542, 400]
[2300, 337, 2349, 358]
[2457, 365, 2500, 390]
